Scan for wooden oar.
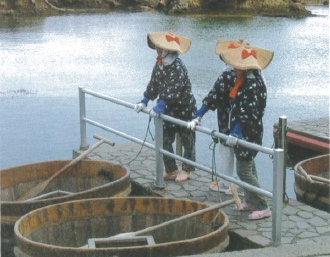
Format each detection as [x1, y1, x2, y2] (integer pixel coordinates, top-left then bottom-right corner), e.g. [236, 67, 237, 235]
[309, 174, 330, 184]
[126, 198, 236, 238]
[88, 188, 242, 247]
[297, 166, 314, 184]
[18, 134, 115, 201]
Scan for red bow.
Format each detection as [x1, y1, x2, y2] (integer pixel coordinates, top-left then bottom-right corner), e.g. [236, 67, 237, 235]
[228, 43, 239, 49]
[166, 35, 180, 45]
[241, 49, 257, 59]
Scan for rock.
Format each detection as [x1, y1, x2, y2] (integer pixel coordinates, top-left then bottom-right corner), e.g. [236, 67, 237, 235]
[0, 0, 312, 17]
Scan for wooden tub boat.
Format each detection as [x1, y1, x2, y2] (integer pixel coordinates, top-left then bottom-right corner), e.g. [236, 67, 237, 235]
[1, 160, 131, 257]
[14, 197, 229, 257]
[294, 154, 330, 212]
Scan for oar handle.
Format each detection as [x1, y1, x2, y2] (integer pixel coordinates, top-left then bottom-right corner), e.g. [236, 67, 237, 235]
[134, 198, 236, 236]
[47, 135, 115, 182]
[93, 134, 115, 146]
[18, 135, 116, 201]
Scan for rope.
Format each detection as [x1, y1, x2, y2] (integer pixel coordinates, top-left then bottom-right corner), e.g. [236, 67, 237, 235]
[122, 116, 153, 165]
[209, 130, 219, 182]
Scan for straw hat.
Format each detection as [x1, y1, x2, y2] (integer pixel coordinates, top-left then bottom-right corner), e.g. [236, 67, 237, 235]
[215, 39, 246, 55]
[216, 40, 274, 70]
[147, 31, 191, 54]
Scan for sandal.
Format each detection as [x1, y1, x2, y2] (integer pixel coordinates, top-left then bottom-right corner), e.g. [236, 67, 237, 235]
[175, 171, 190, 183]
[248, 209, 271, 220]
[209, 181, 230, 192]
[226, 186, 244, 196]
[232, 202, 253, 211]
[163, 170, 180, 180]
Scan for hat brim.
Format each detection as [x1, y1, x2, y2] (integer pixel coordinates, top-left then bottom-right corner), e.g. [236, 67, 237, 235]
[220, 45, 274, 70]
[147, 32, 191, 54]
[215, 40, 245, 55]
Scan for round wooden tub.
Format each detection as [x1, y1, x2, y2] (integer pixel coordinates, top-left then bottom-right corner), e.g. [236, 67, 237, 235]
[294, 154, 329, 212]
[14, 197, 229, 257]
[1, 160, 131, 256]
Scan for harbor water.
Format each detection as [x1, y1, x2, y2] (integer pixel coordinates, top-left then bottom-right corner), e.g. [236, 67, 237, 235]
[0, 6, 329, 198]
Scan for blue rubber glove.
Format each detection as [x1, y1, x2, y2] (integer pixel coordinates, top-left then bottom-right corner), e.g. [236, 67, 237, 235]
[134, 97, 149, 113]
[140, 97, 149, 105]
[230, 123, 242, 139]
[226, 123, 242, 147]
[152, 99, 166, 115]
[192, 104, 208, 119]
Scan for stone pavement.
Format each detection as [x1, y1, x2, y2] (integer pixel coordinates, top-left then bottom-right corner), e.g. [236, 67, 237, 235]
[76, 141, 330, 255]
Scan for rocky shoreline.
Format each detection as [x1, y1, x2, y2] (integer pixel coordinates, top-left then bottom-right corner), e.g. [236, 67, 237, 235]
[0, 0, 314, 18]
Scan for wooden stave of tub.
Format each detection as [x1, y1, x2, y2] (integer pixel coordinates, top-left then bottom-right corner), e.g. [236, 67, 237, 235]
[1, 159, 131, 256]
[14, 197, 229, 257]
[294, 154, 330, 213]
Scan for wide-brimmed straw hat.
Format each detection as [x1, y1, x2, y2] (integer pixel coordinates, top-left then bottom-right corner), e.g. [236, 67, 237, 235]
[215, 39, 246, 55]
[147, 31, 191, 54]
[216, 40, 274, 70]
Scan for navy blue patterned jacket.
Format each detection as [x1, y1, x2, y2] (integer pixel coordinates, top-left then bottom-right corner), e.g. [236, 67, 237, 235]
[144, 58, 196, 128]
[203, 69, 267, 161]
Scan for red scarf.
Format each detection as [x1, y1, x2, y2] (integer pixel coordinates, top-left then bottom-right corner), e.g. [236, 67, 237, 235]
[157, 56, 162, 65]
[229, 76, 245, 98]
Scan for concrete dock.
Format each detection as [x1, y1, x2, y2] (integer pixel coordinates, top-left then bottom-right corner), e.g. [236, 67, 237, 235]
[76, 141, 330, 257]
[274, 117, 330, 165]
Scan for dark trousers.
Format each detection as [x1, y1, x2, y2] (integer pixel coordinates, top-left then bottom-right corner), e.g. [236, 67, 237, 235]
[163, 126, 196, 173]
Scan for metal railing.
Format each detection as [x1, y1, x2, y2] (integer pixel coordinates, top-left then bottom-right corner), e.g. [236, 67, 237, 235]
[78, 86, 285, 246]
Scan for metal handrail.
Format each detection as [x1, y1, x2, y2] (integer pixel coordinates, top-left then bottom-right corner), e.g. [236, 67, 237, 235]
[78, 86, 284, 246]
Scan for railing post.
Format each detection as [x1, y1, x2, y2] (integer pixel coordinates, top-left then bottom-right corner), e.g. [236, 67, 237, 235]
[154, 115, 165, 188]
[272, 148, 284, 246]
[79, 86, 89, 150]
[278, 116, 288, 202]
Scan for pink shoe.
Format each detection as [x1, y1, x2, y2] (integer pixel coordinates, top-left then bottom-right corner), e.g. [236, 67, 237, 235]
[175, 171, 190, 183]
[163, 170, 179, 180]
[248, 209, 271, 220]
[232, 202, 253, 211]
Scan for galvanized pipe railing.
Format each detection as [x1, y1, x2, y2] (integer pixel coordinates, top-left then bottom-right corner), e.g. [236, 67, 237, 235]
[78, 86, 284, 246]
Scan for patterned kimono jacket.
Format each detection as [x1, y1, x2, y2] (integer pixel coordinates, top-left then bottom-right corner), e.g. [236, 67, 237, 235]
[202, 69, 267, 161]
[143, 58, 196, 129]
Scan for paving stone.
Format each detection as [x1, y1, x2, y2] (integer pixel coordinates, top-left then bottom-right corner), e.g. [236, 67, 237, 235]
[315, 226, 330, 234]
[237, 221, 258, 230]
[282, 205, 299, 215]
[233, 229, 258, 238]
[288, 215, 305, 222]
[296, 221, 312, 229]
[314, 235, 330, 243]
[299, 231, 319, 238]
[280, 236, 294, 244]
[307, 216, 328, 226]
[171, 190, 190, 198]
[297, 211, 314, 219]
[190, 190, 208, 198]
[248, 235, 272, 247]
[258, 221, 272, 228]
[260, 231, 272, 239]
[182, 184, 199, 192]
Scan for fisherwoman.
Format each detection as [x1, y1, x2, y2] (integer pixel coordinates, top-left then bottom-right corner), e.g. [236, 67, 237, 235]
[134, 31, 197, 183]
[189, 40, 274, 220]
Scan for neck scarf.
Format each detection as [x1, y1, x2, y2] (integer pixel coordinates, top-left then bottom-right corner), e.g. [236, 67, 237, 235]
[229, 76, 245, 98]
[157, 50, 178, 67]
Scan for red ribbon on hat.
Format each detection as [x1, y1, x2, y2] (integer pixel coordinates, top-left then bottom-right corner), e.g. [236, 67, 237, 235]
[241, 49, 257, 59]
[228, 43, 240, 49]
[166, 35, 180, 45]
